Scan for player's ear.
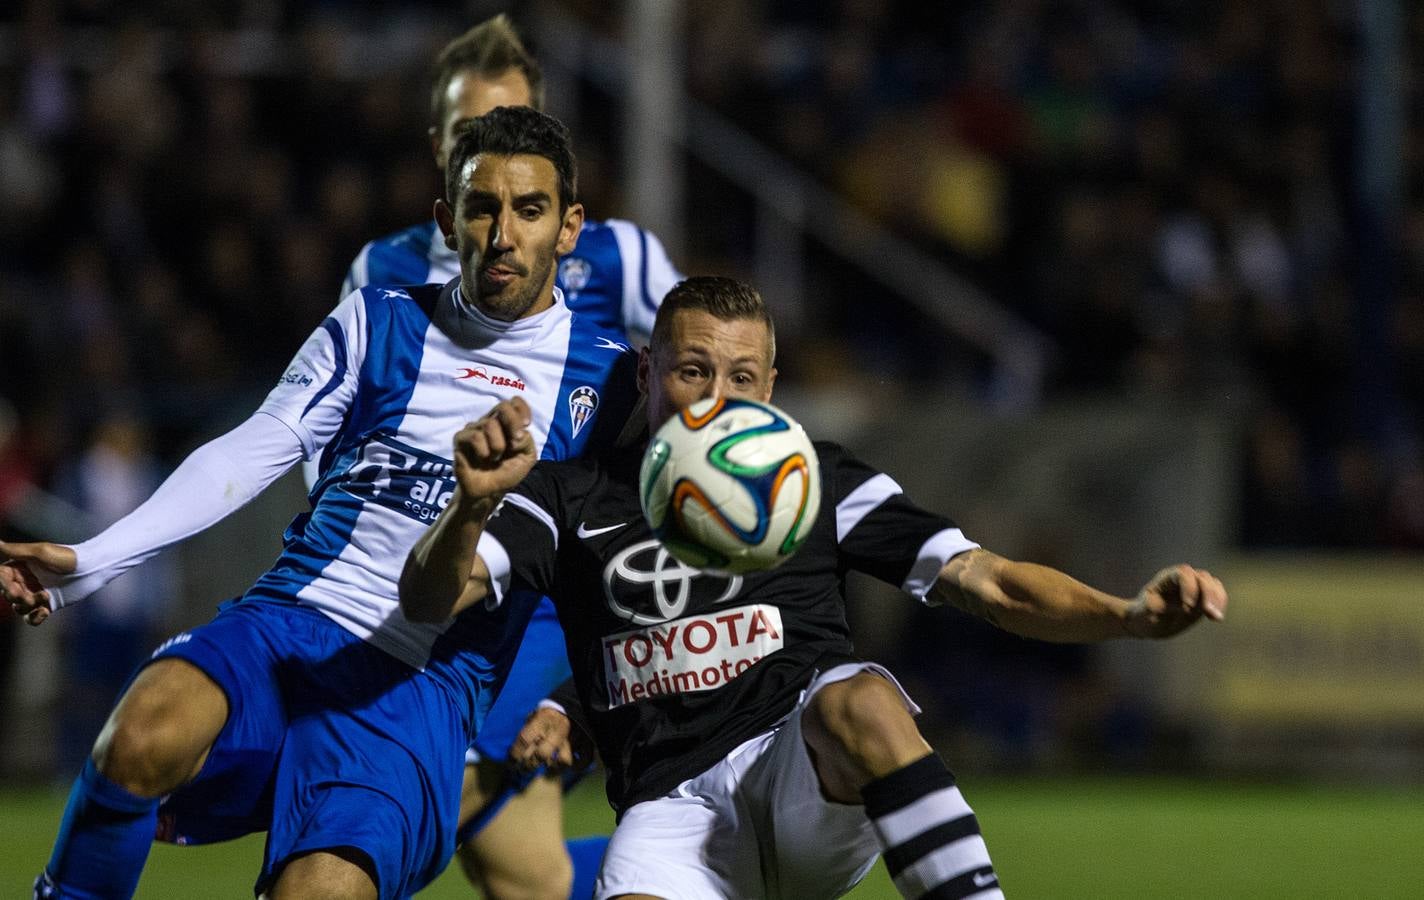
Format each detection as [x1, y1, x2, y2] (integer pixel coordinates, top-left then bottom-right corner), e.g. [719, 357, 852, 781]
[557, 202, 584, 256]
[763, 368, 777, 403]
[429, 125, 445, 169]
[637, 346, 652, 395]
[434, 199, 457, 249]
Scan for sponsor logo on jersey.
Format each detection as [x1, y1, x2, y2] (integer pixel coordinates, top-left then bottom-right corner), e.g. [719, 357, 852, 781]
[569, 385, 598, 437]
[577, 521, 629, 539]
[603, 538, 742, 625]
[559, 256, 592, 293]
[455, 366, 525, 391]
[277, 367, 314, 388]
[344, 433, 456, 523]
[378, 288, 410, 300]
[602, 603, 783, 707]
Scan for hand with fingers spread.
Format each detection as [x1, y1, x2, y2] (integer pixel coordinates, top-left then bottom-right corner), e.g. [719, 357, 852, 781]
[452, 397, 539, 503]
[0, 540, 77, 626]
[1124, 564, 1228, 639]
[511, 705, 595, 774]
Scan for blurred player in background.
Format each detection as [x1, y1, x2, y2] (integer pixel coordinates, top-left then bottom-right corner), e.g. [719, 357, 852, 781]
[337, 15, 681, 899]
[400, 276, 1230, 900]
[343, 13, 677, 342]
[2, 107, 637, 900]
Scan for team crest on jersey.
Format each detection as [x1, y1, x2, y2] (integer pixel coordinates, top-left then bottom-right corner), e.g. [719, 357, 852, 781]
[559, 256, 592, 294]
[569, 386, 599, 437]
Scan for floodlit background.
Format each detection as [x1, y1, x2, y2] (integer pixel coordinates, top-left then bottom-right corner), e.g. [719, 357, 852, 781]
[2, 1, 1422, 895]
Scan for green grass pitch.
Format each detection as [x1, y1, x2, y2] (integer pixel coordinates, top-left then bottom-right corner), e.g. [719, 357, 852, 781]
[3, 776, 1421, 897]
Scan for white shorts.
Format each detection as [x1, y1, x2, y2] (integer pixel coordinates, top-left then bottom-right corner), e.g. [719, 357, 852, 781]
[595, 662, 921, 900]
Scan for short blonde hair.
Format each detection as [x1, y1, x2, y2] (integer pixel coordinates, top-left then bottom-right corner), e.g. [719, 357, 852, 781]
[429, 14, 545, 128]
[651, 277, 777, 365]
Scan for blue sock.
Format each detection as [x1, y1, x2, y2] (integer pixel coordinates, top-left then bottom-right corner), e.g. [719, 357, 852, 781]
[40, 759, 158, 899]
[565, 834, 608, 900]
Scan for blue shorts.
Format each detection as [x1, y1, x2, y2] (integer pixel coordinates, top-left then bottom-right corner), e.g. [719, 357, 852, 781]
[149, 598, 466, 899]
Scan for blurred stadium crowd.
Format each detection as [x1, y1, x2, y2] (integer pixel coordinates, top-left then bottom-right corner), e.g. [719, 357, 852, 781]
[1, 1, 1421, 769]
[688, 0, 1424, 550]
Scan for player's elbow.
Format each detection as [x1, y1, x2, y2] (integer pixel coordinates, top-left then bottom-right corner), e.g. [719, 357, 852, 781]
[397, 565, 451, 623]
[401, 599, 445, 624]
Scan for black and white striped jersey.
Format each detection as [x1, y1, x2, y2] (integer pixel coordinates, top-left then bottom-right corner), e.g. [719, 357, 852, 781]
[477, 441, 979, 814]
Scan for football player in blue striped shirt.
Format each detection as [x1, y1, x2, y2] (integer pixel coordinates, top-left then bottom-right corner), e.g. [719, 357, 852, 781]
[336, 15, 681, 900]
[4, 106, 634, 900]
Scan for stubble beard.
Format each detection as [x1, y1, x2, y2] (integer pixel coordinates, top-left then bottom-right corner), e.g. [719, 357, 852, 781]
[465, 246, 555, 322]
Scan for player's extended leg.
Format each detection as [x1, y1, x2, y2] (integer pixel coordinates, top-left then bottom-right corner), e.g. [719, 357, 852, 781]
[263, 849, 378, 900]
[456, 761, 574, 900]
[801, 669, 1003, 899]
[256, 618, 469, 900]
[38, 658, 228, 899]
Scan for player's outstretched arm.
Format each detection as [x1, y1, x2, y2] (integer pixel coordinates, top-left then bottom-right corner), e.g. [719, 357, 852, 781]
[930, 549, 1227, 642]
[1, 413, 304, 626]
[401, 398, 538, 622]
[0, 541, 76, 625]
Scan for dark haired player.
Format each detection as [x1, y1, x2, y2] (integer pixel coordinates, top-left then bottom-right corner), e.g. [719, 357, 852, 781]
[338, 19, 681, 895]
[3, 107, 636, 900]
[401, 275, 1229, 899]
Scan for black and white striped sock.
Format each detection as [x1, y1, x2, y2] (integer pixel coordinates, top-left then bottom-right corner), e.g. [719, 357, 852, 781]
[861, 754, 1003, 899]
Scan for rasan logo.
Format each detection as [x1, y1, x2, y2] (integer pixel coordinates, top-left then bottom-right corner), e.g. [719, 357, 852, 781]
[344, 434, 456, 522]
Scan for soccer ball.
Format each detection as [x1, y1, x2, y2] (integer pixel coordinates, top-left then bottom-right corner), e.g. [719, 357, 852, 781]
[639, 397, 821, 574]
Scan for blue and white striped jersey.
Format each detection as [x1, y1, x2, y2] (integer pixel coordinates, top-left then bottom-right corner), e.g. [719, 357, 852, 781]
[247, 280, 637, 673]
[341, 218, 681, 345]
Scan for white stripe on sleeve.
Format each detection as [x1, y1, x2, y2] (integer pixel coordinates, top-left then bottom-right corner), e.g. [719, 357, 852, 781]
[499, 493, 560, 551]
[475, 531, 512, 610]
[835, 473, 902, 543]
[902, 527, 980, 603]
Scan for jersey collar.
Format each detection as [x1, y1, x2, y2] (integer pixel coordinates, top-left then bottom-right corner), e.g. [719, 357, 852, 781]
[447, 281, 569, 344]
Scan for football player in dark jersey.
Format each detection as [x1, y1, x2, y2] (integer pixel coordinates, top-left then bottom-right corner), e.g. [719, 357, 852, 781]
[400, 276, 1229, 900]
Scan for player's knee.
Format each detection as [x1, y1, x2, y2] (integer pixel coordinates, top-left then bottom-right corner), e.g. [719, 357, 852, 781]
[806, 674, 925, 771]
[269, 849, 378, 900]
[92, 713, 188, 796]
[460, 843, 573, 900]
[92, 661, 226, 796]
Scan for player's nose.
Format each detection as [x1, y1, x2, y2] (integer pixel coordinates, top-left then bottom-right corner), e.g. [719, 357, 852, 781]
[489, 211, 516, 249]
